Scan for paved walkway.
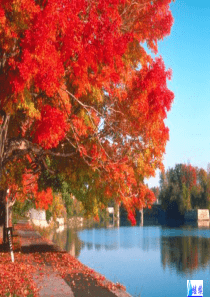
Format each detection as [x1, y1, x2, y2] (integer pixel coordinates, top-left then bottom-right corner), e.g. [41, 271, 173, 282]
[16, 228, 74, 297]
[16, 223, 132, 297]
[33, 264, 75, 297]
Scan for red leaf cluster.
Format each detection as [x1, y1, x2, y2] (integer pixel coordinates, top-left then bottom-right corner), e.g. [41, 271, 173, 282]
[13, 171, 53, 210]
[33, 105, 69, 149]
[0, 0, 174, 224]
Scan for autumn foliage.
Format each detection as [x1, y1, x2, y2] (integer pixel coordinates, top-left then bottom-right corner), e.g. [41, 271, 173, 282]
[159, 164, 210, 218]
[0, 0, 174, 224]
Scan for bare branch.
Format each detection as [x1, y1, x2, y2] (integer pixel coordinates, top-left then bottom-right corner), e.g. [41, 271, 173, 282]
[2, 138, 77, 172]
[44, 150, 76, 158]
[60, 88, 113, 160]
[61, 88, 104, 117]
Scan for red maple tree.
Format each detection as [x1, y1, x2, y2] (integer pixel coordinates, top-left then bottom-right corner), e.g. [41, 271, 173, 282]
[0, 0, 174, 224]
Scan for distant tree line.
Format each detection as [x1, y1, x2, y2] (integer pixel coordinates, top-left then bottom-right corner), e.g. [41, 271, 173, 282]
[151, 164, 210, 219]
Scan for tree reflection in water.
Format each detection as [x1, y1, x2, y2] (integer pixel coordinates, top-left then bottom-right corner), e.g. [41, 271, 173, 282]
[51, 222, 119, 257]
[161, 232, 210, 274]
[52, 227, 83, 257]
[51, 221, 210, 277]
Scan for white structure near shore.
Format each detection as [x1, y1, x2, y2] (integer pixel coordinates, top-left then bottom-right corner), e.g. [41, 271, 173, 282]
[29, 208, 64, 228]
[184, 209, 209, 221]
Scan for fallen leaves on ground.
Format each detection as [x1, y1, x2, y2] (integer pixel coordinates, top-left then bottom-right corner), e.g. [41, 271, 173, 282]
[0, 223, 126, 297]
[0, 237, 39, 296]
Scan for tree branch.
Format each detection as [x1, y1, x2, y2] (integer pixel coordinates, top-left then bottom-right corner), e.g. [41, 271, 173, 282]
[3, 138, 77, 170]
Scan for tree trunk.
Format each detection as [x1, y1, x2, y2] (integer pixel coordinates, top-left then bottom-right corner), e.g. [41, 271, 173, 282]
[0, 201, 5, 244]
[0, 112, 11, 244]
[0, 190, 6, 243]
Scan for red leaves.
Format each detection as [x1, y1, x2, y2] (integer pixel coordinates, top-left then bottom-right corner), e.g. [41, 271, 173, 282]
[33, 105, 69, 149]
[71, 115, 89, 138]
[0, 245, 39, 296]
[14, 170, 53, 210]
[35, 188, 53, 210]
[127, 57, 174, 126]
[128, 212, 136, 226]
[181, 164, 197, 190]
[121, 184, 156, 225]
[0, 0, 174, 225]
[0, 0, 173, 102]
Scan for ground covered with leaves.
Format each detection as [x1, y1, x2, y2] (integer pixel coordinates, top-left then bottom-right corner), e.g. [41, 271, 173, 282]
[0, 223, 126, 297]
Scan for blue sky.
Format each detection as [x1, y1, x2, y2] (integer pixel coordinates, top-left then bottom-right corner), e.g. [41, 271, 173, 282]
[147, 0, 210, 188]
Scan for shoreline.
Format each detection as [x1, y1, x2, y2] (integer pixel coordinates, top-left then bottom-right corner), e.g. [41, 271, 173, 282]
[0, 221, 132, 297]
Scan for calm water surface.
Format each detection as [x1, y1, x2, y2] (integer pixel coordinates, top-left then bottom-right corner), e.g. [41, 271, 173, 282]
[51, 223, 210, 297]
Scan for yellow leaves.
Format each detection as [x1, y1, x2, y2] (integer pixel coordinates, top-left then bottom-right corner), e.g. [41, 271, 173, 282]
[136, 155, 144, 174]
[92, 197, 99, 217]
[91, 86, 103, 103]
[124, 39, 152, 69]
[136, 150, 154, 179]
[48, 193, 66, 220]
[19, 101, 41, 119]
[3, 99, 15, 115]
[12, 0, 40, 26]
[15, 88, 40, 119]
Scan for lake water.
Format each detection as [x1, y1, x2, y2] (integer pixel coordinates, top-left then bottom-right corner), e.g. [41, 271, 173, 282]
[51, 223, 210, 297]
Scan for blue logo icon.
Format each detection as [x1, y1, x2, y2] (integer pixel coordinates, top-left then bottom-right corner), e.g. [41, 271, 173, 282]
[187, 280, 203, 297]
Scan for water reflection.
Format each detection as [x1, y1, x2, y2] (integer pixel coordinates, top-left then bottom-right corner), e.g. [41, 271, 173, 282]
[51, 222, 210, 276]
[49, 221, 210, 296]
[161, 231, 210, 274]
[51, 227, 83, 257]
[77, 224, 210, 274]
[79, 226, 160, 251]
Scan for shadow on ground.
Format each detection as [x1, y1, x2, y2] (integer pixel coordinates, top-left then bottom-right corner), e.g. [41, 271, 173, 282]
[21, 244, 119, 296]
[21, 244, 62, 253]
[65, 273, 117, 297]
